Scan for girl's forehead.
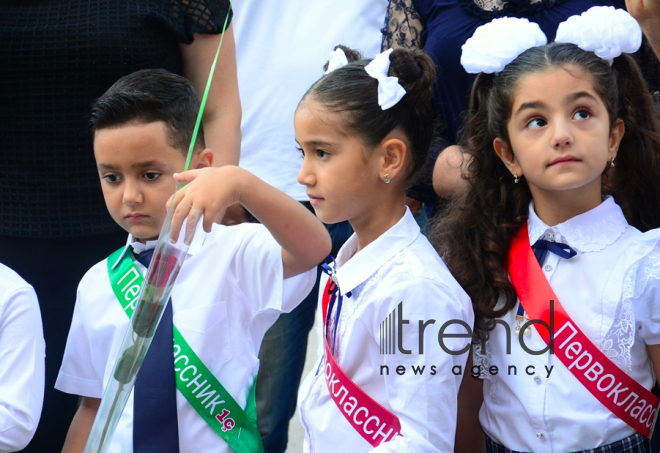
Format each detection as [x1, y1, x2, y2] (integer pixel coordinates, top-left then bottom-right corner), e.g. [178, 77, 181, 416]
[296, 97, 333, 118]
[511, 65, 601, 107]
[295, 99, 349, 136]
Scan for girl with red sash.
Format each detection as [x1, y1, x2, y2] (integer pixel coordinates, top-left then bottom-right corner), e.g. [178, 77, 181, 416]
[433, 7, 660, 453]
[295, 46, 474, 452]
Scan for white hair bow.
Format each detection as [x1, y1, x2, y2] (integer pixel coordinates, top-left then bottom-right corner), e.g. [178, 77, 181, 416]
[325, 48, 349, 74]
[555, 6, 642, 64]
[364, 48, 406, 110]
[461, 17, 547, 74]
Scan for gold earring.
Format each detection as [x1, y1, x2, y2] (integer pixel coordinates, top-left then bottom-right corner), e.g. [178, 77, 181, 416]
[513, 172, 519, 184]
[384, 174, 391, 184]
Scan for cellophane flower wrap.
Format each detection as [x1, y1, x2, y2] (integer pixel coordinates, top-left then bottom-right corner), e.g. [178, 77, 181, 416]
[82, 207, 194, 453]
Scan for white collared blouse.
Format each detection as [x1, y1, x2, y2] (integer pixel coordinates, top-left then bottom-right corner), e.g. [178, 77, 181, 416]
[56, 221, 315, 453]
[477, 197, 660, 452]
[299, 208, 474, 452]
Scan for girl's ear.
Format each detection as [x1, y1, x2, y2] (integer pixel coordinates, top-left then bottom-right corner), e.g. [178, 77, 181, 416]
[608, 119, 625, 162]
[193, 148, 214, 169]
[380, 137, 407, 183]
[493, 138, 522, 177]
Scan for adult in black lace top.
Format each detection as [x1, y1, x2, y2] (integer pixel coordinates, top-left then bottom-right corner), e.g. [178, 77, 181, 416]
[0, 2, 239, 451]
[382, 0, 660, 205]
[0, 0, 240, 238]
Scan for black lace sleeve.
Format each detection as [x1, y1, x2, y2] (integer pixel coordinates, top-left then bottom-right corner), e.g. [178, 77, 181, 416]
[172, 0, 233, 44]
[381, 0, 424, 50]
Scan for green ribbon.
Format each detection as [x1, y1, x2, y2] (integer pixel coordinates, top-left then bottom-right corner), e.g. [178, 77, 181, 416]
[108, 247, 264, 452]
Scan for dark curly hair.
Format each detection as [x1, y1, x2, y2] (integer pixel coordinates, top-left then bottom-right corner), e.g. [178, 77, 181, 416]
[431, 42, 660, 325]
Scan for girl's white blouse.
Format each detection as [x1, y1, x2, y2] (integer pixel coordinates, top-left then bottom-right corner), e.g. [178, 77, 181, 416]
[477, 197, 660, 452]
[299, 209, 474, 452]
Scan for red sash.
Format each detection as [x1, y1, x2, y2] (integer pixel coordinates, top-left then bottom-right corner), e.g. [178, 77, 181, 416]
[320, 277, 402, 446]
[508, 223, 659, 439]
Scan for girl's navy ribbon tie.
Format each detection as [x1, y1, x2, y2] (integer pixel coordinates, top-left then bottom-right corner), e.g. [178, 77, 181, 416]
[517, 239, 577, 318]
[316, 256, 352, 376]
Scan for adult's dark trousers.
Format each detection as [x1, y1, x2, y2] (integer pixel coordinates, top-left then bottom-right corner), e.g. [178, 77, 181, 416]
[0, 231, 127, 452]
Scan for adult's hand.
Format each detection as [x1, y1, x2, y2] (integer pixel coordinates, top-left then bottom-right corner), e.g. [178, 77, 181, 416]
[432, 145, 470, 199]
[627, 0, 660, 59]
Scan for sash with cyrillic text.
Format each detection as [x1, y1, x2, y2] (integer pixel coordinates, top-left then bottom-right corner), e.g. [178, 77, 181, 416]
[321, 277, 402, 447]
[508, 223, 659, 439]
[107, 247, 263, 453]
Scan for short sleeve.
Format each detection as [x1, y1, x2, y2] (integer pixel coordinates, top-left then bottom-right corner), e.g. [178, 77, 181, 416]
[55, 262, 119, 399]
[0, 269, 44, 452]
[171, 0, 234, 44]
[228, 224, 315, 316]
[55, 283, 106, 398]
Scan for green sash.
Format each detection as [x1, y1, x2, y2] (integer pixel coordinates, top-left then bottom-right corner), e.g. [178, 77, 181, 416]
[107, 247, 264, 453]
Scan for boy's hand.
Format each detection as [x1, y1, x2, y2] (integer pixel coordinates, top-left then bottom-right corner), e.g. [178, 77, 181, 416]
[167, 166, 244, 244]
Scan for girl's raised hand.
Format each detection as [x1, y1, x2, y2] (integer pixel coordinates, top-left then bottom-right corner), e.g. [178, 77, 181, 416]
[167, 165, 330, 278]
[167, 166, 242, 244]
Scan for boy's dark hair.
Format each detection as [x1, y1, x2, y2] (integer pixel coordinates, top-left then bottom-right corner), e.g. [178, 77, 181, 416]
[301, 45, 436, 186]
[90, 69, 204, 153]
[432, 42, 660, 326]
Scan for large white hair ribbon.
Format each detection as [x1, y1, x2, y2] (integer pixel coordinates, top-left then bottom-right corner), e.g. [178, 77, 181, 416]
[461, 17, 547, 74]
[364, 48, 406, 110]
[555, 6, 642, 64]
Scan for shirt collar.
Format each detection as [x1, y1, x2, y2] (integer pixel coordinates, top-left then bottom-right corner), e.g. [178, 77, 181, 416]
[333, 207, 420, 293]
[110, 219, 206, 269]
[527, 196, 628, 252]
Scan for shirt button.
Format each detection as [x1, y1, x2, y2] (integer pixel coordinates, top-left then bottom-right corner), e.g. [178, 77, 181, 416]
[534, 375, 541, 383]
[547, 232, 555, 241]
[544, 264, 552, 272]
[536, 432, 544, 439]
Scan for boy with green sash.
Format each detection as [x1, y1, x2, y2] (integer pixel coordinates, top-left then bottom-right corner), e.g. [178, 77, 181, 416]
[56, 69, 331, 453]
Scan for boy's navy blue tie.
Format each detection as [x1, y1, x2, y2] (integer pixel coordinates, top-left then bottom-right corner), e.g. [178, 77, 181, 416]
[132, 248, 180, 452]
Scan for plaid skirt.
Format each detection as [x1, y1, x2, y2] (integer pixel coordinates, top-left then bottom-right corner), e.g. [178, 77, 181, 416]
[485, 433, 648, 453]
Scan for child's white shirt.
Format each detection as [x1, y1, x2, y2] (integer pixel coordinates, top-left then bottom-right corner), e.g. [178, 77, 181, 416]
[56, 221, 315, 453]
[0, 263, 44, 453]
[477, 197, 660, 452]
[298, 208, 474, 452]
